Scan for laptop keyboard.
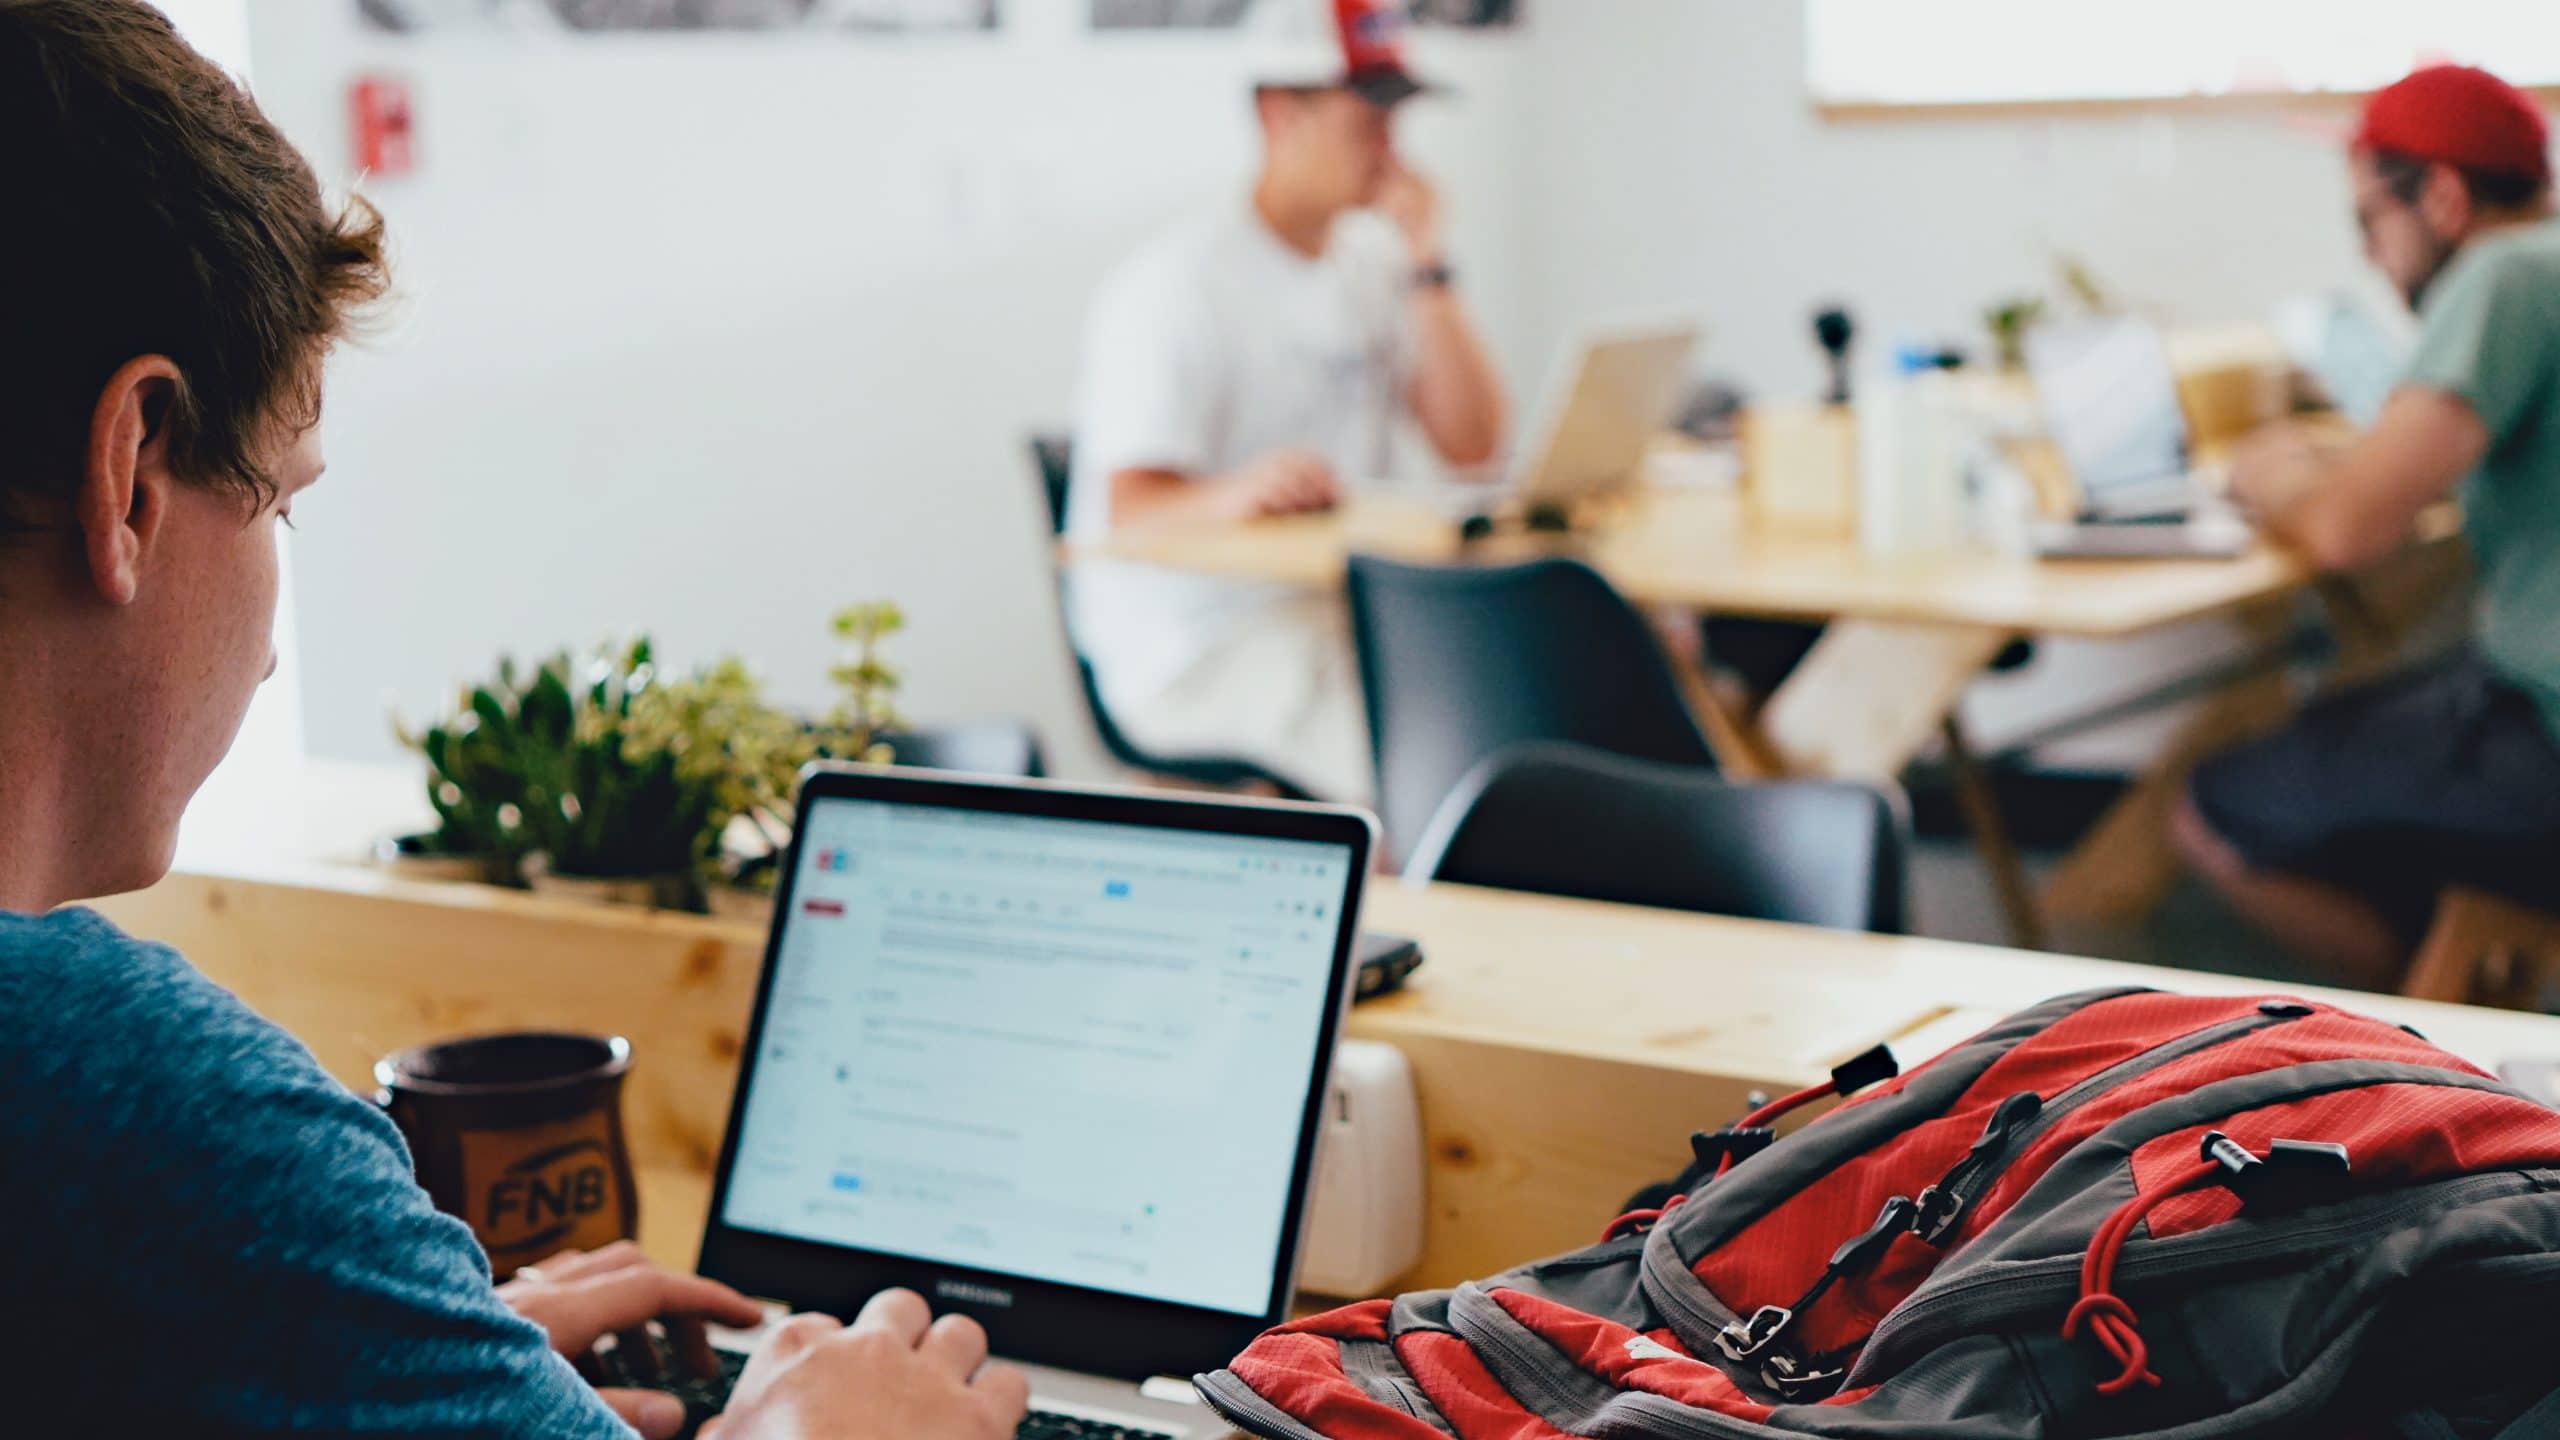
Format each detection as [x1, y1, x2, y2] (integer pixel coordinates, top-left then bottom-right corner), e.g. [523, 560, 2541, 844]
[596, 1335, 1174, 1440]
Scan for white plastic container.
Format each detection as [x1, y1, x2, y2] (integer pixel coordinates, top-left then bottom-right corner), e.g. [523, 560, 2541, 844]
[1858, 366, 1967, 558]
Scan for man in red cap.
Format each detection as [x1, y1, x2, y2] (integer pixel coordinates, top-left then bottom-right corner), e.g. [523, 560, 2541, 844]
[2177, 64, 2560, 987]
[1067, 0, 1507, 802]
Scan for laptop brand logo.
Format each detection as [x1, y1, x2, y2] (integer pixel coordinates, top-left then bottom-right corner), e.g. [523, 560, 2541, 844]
[935, 1278, 1016, 1309]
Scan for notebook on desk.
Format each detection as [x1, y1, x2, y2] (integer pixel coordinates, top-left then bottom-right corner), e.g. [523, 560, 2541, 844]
[676, 767, 1376, 1439]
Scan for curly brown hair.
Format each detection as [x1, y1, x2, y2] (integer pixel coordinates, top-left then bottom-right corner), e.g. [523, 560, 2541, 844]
[0, 0, 389, 529]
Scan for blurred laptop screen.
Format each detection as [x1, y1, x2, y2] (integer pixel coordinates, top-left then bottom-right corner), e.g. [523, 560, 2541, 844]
[2029, 317, 2191, 501]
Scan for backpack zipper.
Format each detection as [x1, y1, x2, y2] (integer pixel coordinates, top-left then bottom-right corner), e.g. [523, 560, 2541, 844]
[1425, 1173, 2549, 1440]
[1853, 1149, 2550, 1384]
[1716, 1003, 2316, 1386]
[1908, 1002, 2315, 1246]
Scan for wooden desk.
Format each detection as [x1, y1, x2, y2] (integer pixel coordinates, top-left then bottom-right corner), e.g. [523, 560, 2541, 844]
[1077, 488, 2345, 638]
[97, 859, 2552, 1291]
[1072, 488, 2470, 945]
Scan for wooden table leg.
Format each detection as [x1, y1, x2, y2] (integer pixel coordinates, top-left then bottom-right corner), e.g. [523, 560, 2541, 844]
[2041, 600, 2298, 926]
[1755, 621, 2033, 945]
[2316, 542, 2472, 686]
[1654, 608, 1785, 780]
[1757, 621, 2017, 783]
[1940, 713, 2048, 951]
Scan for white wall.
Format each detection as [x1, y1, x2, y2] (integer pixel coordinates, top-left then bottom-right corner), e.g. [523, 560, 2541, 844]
[253, 0, 2409, 776]
[247, 2, 1537, 771]
[1510, 0, 2398, 756]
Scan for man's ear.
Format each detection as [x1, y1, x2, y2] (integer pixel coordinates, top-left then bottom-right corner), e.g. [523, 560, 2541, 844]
[79, 355, 185, 608]
[2419, 162, 2476, 241]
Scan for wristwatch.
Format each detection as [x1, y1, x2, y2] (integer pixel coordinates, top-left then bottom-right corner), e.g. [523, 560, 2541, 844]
[1411, 261, 1457, 292]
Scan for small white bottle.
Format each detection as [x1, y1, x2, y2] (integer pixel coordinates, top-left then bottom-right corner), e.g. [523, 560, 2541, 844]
[1859, 350, 1966, 558]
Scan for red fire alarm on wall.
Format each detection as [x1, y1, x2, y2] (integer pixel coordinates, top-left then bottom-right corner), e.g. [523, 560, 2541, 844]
[349, 74, 414, 178]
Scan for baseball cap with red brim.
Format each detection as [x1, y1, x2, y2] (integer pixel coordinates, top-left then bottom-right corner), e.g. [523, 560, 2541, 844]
[1258, 0, 1444, 107]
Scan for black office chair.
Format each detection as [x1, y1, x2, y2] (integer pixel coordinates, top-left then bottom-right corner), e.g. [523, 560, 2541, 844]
[1027, 435, 1316, 801]
[1347, 553, 1718, 863]
[1406, 742, 1909, 934]
[880, 720, 1047, 780]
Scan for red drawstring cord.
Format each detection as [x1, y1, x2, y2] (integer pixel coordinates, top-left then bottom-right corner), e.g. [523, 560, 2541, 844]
[1601, 1193, 1687, 1242]
[2064, 1157, 2221, 1395]
[1715, 1080, 1841, 1179]
[1598, 1065, 1882, 1243]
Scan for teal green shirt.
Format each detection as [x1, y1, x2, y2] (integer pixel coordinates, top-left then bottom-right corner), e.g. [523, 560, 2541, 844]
[2404, 217, 2560, 737]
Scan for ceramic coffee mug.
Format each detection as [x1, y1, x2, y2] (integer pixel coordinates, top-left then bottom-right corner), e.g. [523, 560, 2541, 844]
[376, 1031, 639, 1278]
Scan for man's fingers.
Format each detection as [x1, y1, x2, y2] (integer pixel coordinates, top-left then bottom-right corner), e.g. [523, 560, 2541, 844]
[555, 1266, 766, 1346]
[615, 1325, 666, 1383]
[633, 1271, 765, 1328]
[667, 1316, 722, 1380]
[973, 1359, 1034, 1425]
[597, 1388, 688, 1440]
[760, 1312, 843, 1362]
[918, 1312, 990, 1379]
[851, 1287, 934, 1347]
[525, 1241, 647, 1284]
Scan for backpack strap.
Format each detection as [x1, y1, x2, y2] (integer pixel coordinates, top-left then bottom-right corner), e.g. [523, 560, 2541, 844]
[2494, 1384, 2560, 1440]
[2397, 1381, 2560, 1440]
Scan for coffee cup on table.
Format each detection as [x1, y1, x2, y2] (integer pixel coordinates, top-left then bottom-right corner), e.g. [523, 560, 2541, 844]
[375, 1031, 639, 1279]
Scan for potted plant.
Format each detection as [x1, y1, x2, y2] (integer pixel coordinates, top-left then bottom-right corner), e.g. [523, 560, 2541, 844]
[704, 603, 908, 925]
[385, 664, 541, 886]
[1983, 295, 2046, 373]
[508, 640, 726, 911]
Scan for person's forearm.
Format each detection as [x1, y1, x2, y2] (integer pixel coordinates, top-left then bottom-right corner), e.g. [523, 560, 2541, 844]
[1108, 468, 1235, 533]
[1408, 288, 1506, 470]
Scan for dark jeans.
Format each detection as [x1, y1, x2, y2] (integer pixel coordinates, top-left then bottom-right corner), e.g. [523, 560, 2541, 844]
[2191, 647, 2560, 941]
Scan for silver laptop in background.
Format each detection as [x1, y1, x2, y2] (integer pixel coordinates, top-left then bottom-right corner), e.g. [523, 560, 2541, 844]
[1506, 324, 1702, 509]
[2025, 317, 2252, 559]
[691, 767, 1377, 1440]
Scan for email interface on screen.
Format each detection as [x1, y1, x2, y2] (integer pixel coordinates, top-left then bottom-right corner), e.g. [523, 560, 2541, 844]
[721, 798, 1354, 1317]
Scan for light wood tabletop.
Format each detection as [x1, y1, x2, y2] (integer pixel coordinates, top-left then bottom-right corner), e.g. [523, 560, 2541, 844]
[100, 858, 2560, 1289]
[1067, 486, 2456, 640]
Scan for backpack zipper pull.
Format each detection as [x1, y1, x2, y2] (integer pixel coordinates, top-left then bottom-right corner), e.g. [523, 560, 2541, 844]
[1714, 1195, 1919, 1365]
[2201, 1130, 2352, 1211]
[1913, 1090, 2044, 1244]
[1828, 1193, 1921, 1274]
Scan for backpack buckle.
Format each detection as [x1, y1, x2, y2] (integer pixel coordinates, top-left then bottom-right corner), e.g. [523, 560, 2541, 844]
[1761, 1351, 1848, 1402]
[1715, 1305, 1794, 1362]
[1691, 1126, 1777, 1174]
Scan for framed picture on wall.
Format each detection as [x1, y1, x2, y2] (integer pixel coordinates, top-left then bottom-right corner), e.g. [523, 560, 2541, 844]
[1091, 0, 1513, 29]
[358, 0, 1001, 32]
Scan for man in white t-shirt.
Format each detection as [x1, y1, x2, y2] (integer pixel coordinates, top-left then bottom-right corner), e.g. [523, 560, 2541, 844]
[1067, 0, 1507, 802]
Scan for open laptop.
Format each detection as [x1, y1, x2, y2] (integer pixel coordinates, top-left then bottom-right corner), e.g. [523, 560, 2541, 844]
[2024, 316, 2252, 559]
[680, 766, 1376, 1438]
[1505, 324, 1702, 510]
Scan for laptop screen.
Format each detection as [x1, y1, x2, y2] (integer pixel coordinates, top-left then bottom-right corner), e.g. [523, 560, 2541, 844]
[2028, 317, 2190, 500]
[717, 793, 1359, 1319]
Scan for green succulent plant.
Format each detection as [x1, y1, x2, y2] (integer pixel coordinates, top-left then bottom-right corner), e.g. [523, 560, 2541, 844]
[722, 603, 911, 898]
[821, 600, 907, 758]
[398, 604, 907, 904]
[394, 660, 539, 862]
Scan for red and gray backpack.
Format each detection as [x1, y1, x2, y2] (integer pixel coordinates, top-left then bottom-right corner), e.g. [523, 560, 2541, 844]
[1199, 988, 2560, 1438]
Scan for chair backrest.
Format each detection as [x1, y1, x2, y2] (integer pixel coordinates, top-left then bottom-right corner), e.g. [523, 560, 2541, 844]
[1030, 434, 1075, 537]
[880, 720, 1047, 780]
[1405, 742, 1908, 934]
[1346, 553, 1717, 862]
